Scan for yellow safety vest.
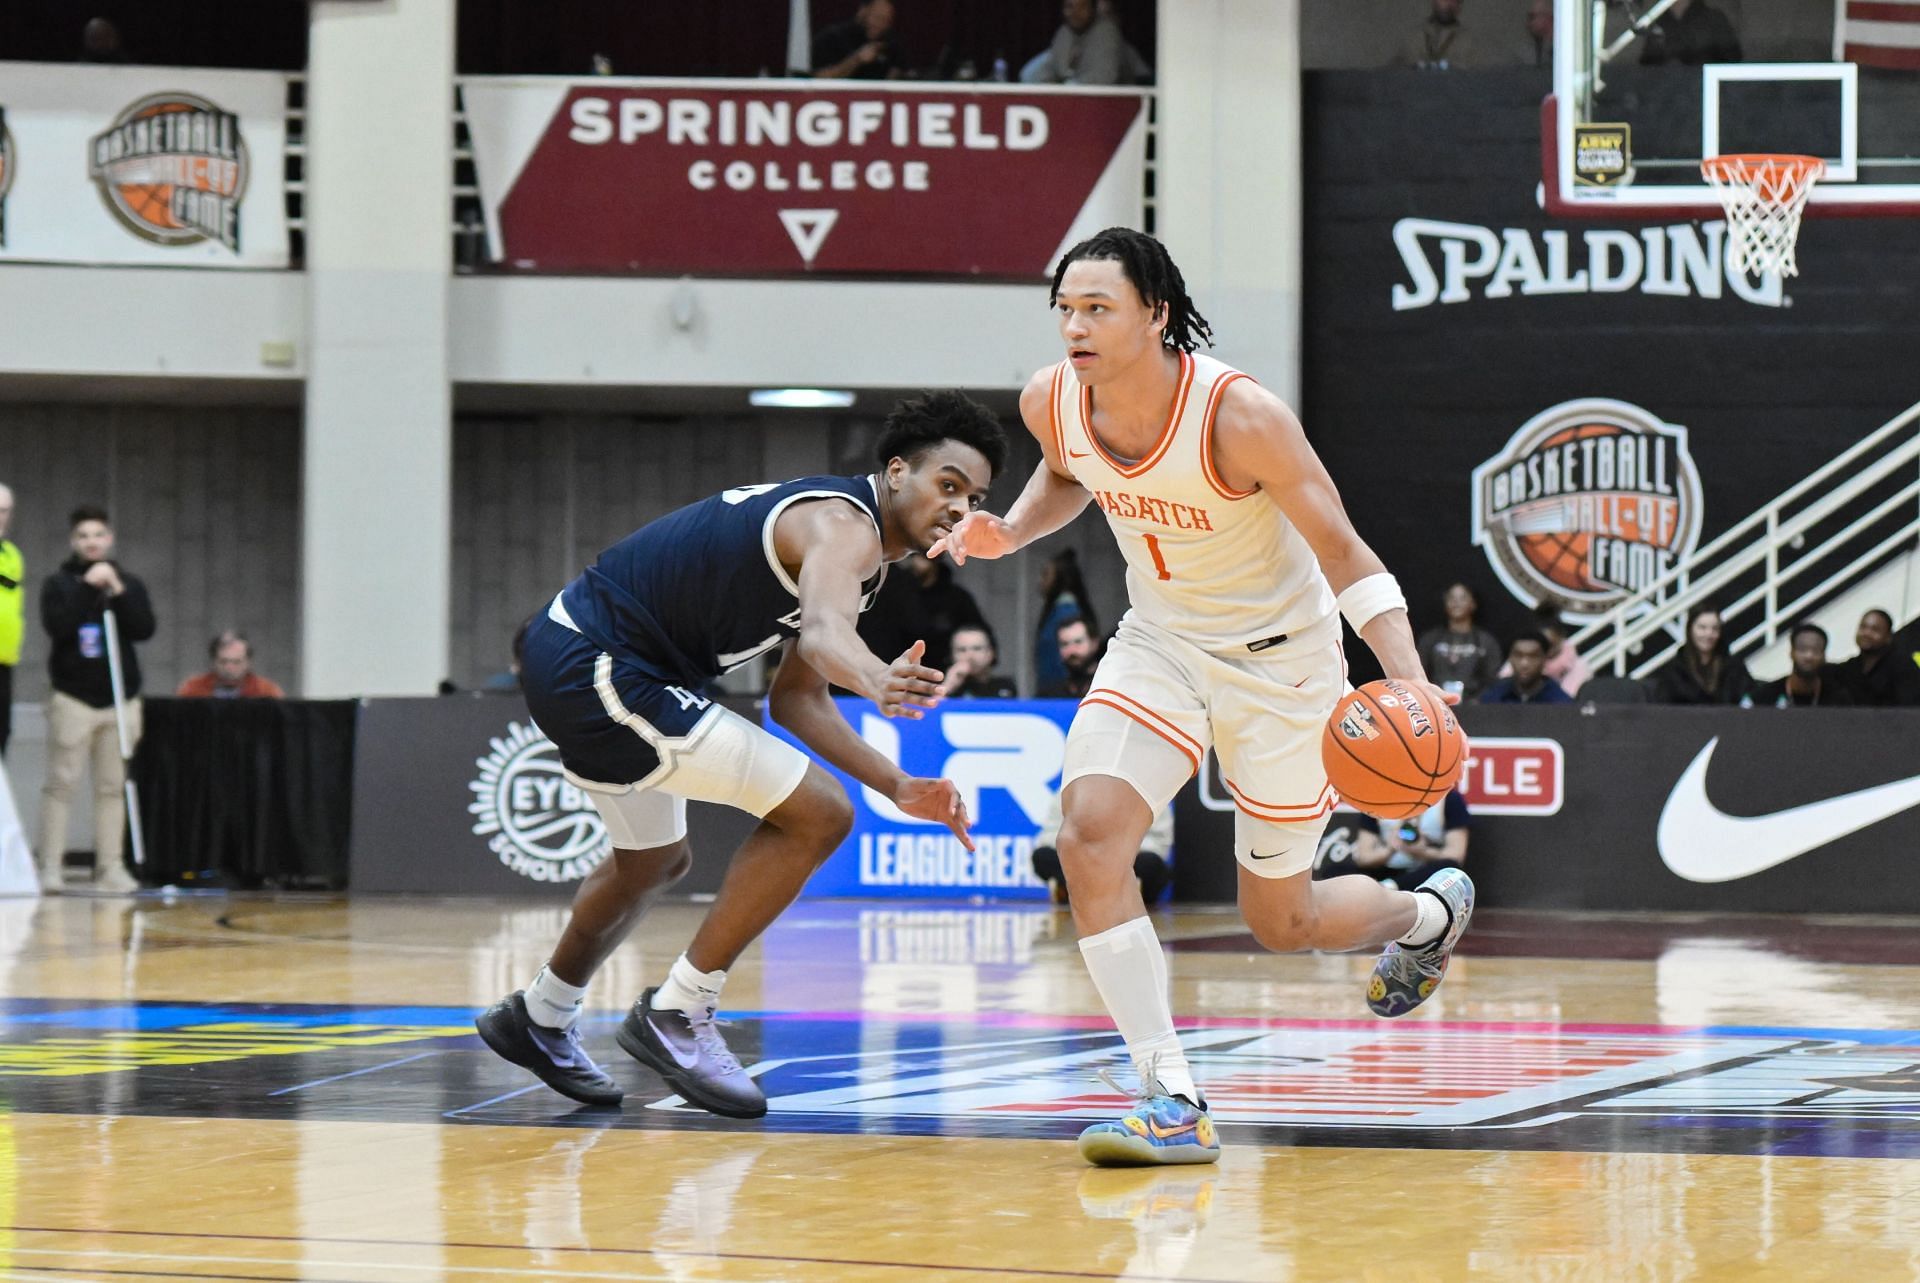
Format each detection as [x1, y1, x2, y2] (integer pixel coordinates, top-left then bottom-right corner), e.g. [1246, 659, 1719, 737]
[0, 540, 22, 666]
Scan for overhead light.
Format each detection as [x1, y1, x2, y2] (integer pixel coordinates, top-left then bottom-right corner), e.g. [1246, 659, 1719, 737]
[749, 388, 855, 409]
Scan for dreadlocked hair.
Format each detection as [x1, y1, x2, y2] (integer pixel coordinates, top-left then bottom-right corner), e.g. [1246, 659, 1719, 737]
[1048, 227, 1215, 353]
[874, 389, 1009, 480]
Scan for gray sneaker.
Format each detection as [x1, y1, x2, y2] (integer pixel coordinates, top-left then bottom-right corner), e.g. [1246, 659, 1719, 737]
[1367, 868, 1475, 1017]
[616, 988, 767, 1119]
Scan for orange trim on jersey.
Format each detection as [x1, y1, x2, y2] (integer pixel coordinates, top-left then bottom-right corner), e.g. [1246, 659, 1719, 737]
[1047, 362, 1068, 468]
[1224, 777, 1336, 817]
[1079, 351, 1195, 480]
[1232, 791, 1337, 824]
[1080, 696, 1202, 773]
[1200, 372, 1260, 501]
[1084, 686, 1206, 759]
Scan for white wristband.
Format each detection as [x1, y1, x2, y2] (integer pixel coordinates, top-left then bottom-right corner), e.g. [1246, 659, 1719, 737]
[1336, 573, 1407, 633]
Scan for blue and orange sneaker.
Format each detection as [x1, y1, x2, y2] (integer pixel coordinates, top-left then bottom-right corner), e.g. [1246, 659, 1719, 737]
[1367, 867, 1475, 1017]
[1077, 1065, 1220, 1167]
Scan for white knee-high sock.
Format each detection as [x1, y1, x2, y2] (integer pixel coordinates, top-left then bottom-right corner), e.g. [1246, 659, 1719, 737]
[1078, 916, 1202, 1107]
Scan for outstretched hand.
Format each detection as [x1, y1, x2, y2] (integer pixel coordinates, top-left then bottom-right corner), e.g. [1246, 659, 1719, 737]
[892, 776, 974, 852]
[874, 639, 944, 720]
[928, 511, 1017, 566]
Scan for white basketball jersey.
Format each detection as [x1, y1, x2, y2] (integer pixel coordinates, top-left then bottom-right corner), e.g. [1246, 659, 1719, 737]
[1048, 352, 1336, 651]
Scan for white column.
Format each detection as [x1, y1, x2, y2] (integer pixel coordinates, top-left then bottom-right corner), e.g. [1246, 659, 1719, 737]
[300, 0, 455, 695]
[1154, 0, 1303, 405]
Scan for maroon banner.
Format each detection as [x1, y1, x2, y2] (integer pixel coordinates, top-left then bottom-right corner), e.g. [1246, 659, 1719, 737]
[464, 79, 1147, 277]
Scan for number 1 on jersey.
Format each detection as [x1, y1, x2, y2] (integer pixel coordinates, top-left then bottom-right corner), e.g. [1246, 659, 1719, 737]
[1143, 533, 1172, 581]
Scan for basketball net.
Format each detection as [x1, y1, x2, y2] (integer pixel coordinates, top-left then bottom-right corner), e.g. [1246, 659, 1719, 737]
[1700, 154, 1824, 279]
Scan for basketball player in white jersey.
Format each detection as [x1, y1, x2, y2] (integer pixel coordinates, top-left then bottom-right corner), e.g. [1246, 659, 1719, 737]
[932, 228, 1474, 1166]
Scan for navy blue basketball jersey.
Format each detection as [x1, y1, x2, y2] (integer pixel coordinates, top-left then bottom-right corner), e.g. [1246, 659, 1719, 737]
[556, 475, 887, 683]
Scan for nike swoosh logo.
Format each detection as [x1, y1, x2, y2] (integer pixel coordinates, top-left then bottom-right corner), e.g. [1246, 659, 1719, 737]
[1068, 450, 1092, 459]
[1248, 850, 1290, 861]
[1657, 736, 1920, 882]
[1147, 1119, 1196, 1140]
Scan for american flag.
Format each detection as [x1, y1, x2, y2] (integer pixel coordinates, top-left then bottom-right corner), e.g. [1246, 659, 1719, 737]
[1836, 0, 1920, 70]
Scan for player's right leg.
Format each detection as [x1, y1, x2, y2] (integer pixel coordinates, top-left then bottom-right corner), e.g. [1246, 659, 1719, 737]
[1060, 622, 1220, 1166]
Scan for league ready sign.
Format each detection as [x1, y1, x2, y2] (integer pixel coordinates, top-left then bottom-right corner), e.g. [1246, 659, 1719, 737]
[767, 699, 1078, 900]
[461, 77, 1146, 276]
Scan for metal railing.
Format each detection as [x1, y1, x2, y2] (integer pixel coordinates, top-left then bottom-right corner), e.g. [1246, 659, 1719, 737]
[1572, 399, 1920, 679]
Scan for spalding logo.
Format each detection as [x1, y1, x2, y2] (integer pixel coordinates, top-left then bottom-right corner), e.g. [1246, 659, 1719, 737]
[1382, 679, 1435, 738]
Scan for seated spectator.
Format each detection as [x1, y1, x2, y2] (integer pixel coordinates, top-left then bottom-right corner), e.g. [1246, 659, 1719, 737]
[1394, 0, 1490, 69]
[1034, 548, 1097, 694]
[1523, 0, 1553, 67]
[857, 553, 985, 675]
[1497, 603, 1591, 693]
[1417, 581, 1501, 700]
[176, 631, 284, 699]
[811, 0, 901, 80]
[1020, 0, 1151, 85]
[1744, 621, 1853, 708]
[939, 623, 1018, 699]
[1038, 615, 1101, 699]
[1639, 0, 1740, 66]
[1314, 791, 1469, 891]
[1032, 787, 1173, 905]
[1833, 609, 1918, 707]
[1480, 632, 1573, 704]
[1654, 604, 1750, 705]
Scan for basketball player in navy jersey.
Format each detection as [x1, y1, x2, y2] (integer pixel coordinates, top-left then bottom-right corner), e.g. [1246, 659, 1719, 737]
[477, 391, 1007, 1116]
[933, 229, 1473, 1165]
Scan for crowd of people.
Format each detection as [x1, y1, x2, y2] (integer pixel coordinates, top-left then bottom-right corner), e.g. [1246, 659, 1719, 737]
[1394, 0, 1741, 71]
[806, 0, 1152, 85]
[1414, 581, 1920, 708]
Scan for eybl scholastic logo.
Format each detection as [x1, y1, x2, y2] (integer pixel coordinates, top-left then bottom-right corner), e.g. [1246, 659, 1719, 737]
[1471, 398, 1703, 619]
[468, 721, 610, 883]
[88, 92, 248, 251]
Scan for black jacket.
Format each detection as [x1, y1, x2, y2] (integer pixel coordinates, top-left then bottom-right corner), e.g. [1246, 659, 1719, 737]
[42, 555, 156, 708]
[1654, 649, 1751, 705]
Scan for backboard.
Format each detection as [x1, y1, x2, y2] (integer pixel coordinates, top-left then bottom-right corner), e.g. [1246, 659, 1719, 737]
[1546, 0, 1920, 218]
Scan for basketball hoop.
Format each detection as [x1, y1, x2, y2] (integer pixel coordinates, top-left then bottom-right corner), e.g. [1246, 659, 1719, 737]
[1700, 153, 1824, 279]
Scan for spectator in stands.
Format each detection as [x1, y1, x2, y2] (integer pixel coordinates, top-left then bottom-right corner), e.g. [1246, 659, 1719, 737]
[37, 506, 154, 894]
[1395, 0, 1490, 69]
[1315, 790, 1469, 891]
[176, 631, 285, 699]
[0, 484, 20, 757]
[856, 552, 984, 674]
[1524, 0, 1553, 67]
[80, 17, 125, 63]
[1417, 581, 1502, 700]
[1038, 615, 1101, 699]
[1480, 632, 1573, 704]
[1835, 609, 1920, 707]
[1654, 604, 1750, 705]
[1744, 621, 1853, 708]
[1533, 604, 1592, 695]
[1031, 791, 1172, 905]
[939, 623, 1018, 699]
[812, 0, 902, 80]
[1639, 0, 1741, 66]
[1021, 0, 1152, 85]
[1035, 548, 1097, 694]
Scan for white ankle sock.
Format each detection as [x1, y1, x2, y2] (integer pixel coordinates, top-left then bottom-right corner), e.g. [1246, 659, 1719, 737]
[525, 964, 588, 1031]
[652, 953, 727, 1014]
[1397, 889, 1452, 948]
[1078, 916, 1202, 1107]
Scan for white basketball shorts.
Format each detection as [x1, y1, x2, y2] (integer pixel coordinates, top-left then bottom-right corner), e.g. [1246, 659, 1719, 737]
[1063, 612, 1346, 878]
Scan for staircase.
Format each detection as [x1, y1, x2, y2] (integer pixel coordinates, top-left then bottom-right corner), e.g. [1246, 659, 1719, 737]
[1571, 399, 1920, 681]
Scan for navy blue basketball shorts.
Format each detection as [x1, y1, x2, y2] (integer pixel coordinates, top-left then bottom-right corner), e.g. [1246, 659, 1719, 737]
[519, 598, 810, 849]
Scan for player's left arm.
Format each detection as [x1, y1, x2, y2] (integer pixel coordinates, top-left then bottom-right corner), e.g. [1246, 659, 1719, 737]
[1210, 380, 1449, 704]
[767, 643, 974, 851]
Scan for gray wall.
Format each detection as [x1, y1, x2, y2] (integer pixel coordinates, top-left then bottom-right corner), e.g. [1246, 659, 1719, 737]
[0, 403, 303, 703]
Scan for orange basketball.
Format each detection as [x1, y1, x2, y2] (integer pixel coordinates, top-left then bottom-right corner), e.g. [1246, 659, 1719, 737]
[1321, 679, 1465, 820]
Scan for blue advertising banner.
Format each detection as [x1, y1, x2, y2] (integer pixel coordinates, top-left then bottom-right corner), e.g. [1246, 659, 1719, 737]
[766, 699, 1078, 900]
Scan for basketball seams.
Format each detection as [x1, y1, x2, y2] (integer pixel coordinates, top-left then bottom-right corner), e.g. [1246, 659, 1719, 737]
[1360, 686, 1439, 788]
[1323, 697, 1432, 795]
[1322, 679, 1465, 821]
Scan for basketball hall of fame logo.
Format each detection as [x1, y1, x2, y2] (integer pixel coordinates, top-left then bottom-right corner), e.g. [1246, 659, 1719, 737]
[88, 92, 247, 252]
[468, 721, 610, 883]
[1471, 398, 1703, 619]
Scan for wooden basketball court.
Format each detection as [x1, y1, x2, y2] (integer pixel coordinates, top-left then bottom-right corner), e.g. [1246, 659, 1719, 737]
[0, 893, 1914, 1280]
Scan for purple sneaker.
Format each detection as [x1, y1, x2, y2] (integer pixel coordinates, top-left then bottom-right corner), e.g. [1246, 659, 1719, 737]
[616, 988, 767, 1119]
[474, 991, 624, 1107]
